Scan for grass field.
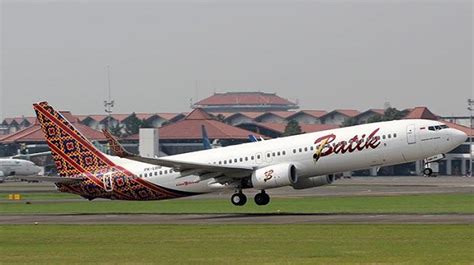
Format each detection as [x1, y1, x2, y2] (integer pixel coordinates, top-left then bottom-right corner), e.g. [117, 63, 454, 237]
[1, 193, 473, 214]
[0, 224, 472, 264]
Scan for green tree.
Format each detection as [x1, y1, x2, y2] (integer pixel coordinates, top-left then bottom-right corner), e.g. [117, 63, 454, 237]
[123, 113, 145, 136]
[382, 107, 409, 121]
[342, 117, 359, 127]
[109, 123, 124, 138]
[283, 120, 302, 136]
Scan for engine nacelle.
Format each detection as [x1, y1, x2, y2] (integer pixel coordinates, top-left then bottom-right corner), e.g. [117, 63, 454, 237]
[251, 163, 298, 189]
[292, 175, 334, 190]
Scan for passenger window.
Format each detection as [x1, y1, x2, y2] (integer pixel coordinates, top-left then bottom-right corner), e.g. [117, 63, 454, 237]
[155, 172, 158, 176]
[251, 156, 254, 160]
[224, 160, 227, 164]
[144, 173, 147, 177]
[388, 134, 391, 139]
[282, 151, 286, 155]
[234, 159, 237, 163]
[293, 149, 296, 153]
[139, 174, 143, 178]
[393, 133, 397, 138]
[257, 155, 261, 159]
[272, 152, 276, 157]
[159, 171, 162, 175]
[304, 147, 308, 152]
[229, 159, 232, 164]
[310, 146, 314, 151]
[277, 151, 281, 156]
[382, 135, 386, 139]
[218, 161, 222, 165]
[240, 158, 243, 162]
[245, 157, 248, 161]
[299, 148, 302, 152]
[267, 153, 271, 158]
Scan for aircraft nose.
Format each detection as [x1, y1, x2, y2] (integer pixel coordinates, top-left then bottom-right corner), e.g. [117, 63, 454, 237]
[450, 129, 468, 145]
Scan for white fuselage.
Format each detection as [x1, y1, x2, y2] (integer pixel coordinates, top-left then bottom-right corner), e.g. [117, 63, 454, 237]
[0, 159, 41, 180]
[108, 119, 467, 193]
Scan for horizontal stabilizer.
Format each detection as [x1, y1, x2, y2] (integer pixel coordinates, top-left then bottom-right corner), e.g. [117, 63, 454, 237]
[9, 175, 84, 184]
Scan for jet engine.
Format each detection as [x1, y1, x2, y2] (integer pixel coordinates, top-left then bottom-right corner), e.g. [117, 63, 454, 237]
[251, 163, 298, 189]
[291, 175, 334, 190]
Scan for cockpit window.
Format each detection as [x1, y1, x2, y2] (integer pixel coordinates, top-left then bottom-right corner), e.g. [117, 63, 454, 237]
[428, 124, 449, 131]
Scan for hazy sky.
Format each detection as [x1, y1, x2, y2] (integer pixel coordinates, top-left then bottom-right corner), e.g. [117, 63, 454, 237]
[1, 0, 472, 120]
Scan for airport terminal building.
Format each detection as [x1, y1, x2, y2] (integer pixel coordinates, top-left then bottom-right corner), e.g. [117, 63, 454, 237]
[0, 92, 472, 176]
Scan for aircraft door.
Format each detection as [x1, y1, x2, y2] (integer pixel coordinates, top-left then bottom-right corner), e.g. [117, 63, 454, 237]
[406, 124, 416, 144]
[103, 172, 114, 192]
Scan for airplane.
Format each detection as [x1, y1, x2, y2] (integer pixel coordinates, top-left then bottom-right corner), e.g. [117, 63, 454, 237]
[0, 158, 41, 183]
[29, 101, 467, 206]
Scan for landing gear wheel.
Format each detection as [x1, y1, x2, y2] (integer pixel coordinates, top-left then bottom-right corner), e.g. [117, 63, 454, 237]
[423, 168, 433, 176]
[231, 193, 247, 206]
[254, 190, 270, 206]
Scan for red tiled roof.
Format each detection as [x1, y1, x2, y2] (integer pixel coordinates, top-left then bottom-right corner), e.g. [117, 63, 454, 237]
[0, 112, 107, 143]
[258, 111, 297, 119]
[256, 122, 339, 134]
[195, 92, 296, 106]
[355, 109, 385, 118]
[441, 120, 473, 137]
[221, 112, 266, 120]
[288, 110, 328, 119]
[126, 109, 265, 140]
[404, 107, 438, 120]
[156, 113, 183, 121]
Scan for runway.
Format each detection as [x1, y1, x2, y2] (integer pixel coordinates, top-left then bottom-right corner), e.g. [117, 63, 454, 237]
[1, 213, 472, 224]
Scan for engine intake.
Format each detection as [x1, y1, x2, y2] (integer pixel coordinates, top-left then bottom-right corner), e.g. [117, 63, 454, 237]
[292, 175, 334, 190]
[251, 163, 297, 189]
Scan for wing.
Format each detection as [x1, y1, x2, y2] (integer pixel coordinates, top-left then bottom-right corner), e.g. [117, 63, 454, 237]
[125, 156, 254, 181]
[102, 129, 253, 182]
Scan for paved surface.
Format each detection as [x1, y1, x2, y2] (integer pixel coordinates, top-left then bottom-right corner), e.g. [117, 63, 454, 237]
[1, 177, 473, 200]
[1, 213, 472, 224]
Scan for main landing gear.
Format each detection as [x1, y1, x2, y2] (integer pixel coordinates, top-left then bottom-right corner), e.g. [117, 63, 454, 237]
[230, 190, 270, 206]
[231, 192, 247, 206]
[254, 190, 270, 206]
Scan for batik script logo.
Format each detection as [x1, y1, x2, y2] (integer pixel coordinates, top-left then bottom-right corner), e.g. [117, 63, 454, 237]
[314, 128, 381, 158]
[263, 170, 274, 182]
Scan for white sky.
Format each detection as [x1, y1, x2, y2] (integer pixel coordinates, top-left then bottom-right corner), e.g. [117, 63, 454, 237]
[1, 0, 472, 119]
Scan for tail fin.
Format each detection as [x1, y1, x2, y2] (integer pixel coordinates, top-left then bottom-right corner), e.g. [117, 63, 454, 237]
[33, 102, 115, 177]
[201, 125, 212, 150]
[102, 129, 135, 157]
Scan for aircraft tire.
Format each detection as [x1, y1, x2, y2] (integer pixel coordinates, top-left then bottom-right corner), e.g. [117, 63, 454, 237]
[254, 191, 270, 206]
[423, 168, 433, 176]
[231, 193, 247, 206]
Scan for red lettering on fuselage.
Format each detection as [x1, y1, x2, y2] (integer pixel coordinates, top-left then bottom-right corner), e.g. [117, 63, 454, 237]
[314, 128, 381, 158]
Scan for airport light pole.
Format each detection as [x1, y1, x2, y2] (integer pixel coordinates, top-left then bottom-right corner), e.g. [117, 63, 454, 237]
[468, 99, 473, 177]
[104, 65, 114, 131]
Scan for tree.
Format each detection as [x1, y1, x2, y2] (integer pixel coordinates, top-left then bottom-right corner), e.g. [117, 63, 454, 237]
[108, 123, 124, 138]
[283, 120, 302, 136]
[123, 113, 145, 136]
[342, 117, 359, 127]
[382, 107, 409, 121]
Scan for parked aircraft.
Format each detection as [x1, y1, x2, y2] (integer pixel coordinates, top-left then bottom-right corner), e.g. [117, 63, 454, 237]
[0, 158, 41, 182]
[28, 102, 467, 205]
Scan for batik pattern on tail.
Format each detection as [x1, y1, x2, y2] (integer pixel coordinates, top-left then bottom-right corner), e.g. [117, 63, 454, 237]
[33, 102, 199, 200]
[102, 129, 131, 157]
